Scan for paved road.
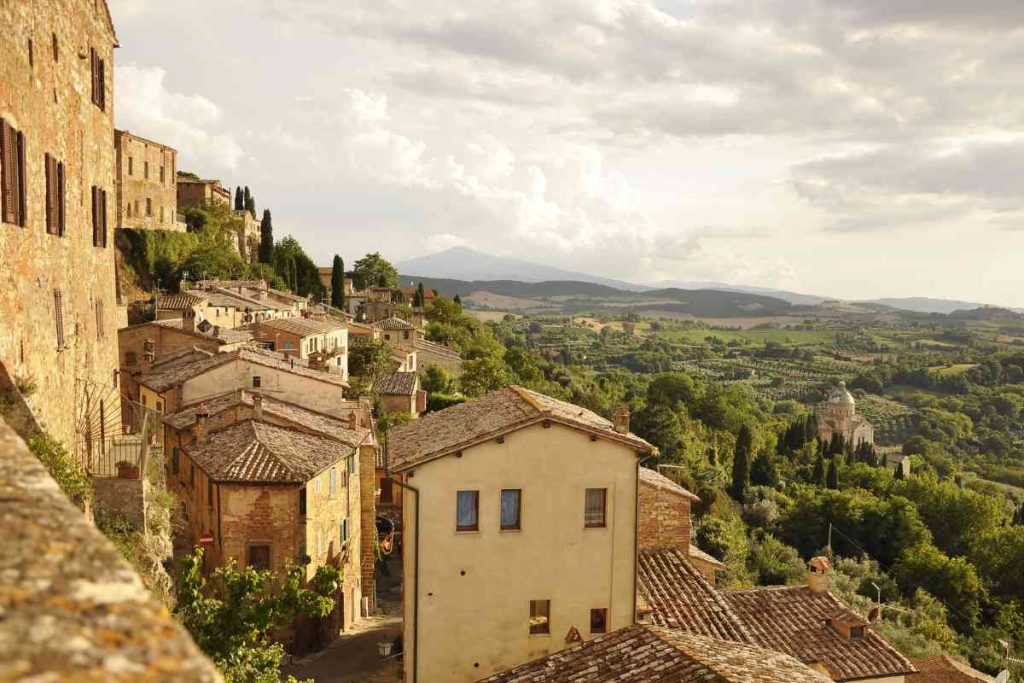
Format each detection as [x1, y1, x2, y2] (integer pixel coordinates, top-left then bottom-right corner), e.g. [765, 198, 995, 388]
[281, 612, 402, 682]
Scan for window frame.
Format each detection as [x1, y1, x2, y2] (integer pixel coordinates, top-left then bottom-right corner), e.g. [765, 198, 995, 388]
[247, 543, 271, 571]
[590, 608, 608, 634]
[455, 490, 479, 532]
[1, 119, 27, 227]
[584, 488, 607, 528]
[500, 488, 522, 531]
[251, 375, 262, 388]
[529, 600, 551, 635]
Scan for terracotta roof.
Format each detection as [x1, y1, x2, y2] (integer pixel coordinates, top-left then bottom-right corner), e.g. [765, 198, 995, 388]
[639, 467, 700, 501]
[480, 625, 830, 683]
[156, 292, 207, 310]
[722, 586, 916, 681]
[149, 317, 253, 344]
[257, 316, 345, 337]
[373, 372, 419, 396]
[387, 386, 655, 471]
[911, 656, 995, 683]
[372, 317, 416, 331]
[411, 337, 462, 360]
[346, 321, 378, 336]
[203, 287, 287, 311]
[163, 390, 372, 448]
[638, 549, 752, 643]
[149, 347, 215, 371]
[184, 420, 352, 484]
[138, 346, 347, 393]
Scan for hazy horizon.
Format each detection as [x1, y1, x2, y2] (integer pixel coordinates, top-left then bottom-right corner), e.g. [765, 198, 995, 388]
[110, 0, 1024, 308]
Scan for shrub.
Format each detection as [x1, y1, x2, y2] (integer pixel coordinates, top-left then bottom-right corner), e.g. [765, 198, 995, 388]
[28, 433, 90, 510]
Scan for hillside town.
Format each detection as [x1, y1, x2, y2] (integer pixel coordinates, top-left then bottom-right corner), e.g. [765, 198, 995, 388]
[2, 2, 1023, 683]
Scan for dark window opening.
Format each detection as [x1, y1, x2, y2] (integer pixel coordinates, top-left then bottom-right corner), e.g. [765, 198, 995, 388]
[590, 608, 608, 634]
[248, 544, 270, 571]
[299, 488, 307, 516]
[530, 600, 550, 635]
[45, 154, 65, 236]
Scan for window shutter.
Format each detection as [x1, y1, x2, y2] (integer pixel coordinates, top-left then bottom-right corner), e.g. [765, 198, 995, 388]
[90, 48, 97, 105]
[15, 131, 25, 226]
[0, 119, 11, 224]
[54, 290, 64, 350]
[57, 161, 65, 236]
[101, 189, 108, 246]
[45, 154, 53, 234]
[98, 58, 105, 110]
[91, 186, 98, 245]
[96, 299, 104, 341]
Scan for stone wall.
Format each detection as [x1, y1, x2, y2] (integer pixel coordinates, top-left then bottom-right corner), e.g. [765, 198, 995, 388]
[93, 476, 147, 530]
[0, 415, 219, 680]
[0, 0, 123, 455]
[359, 442, 378, 613]
[638, 479, 692, 554]
[114, 130, 179, 231]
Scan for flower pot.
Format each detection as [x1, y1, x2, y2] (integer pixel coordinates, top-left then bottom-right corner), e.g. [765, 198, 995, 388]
[117, 464, 139, 479]
[378, 641, 393, 658]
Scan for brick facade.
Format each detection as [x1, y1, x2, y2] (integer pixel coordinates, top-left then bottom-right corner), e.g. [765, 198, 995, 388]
[638, 476, 692, 554]
[0, 0, 122, 454]
[176, 177, 230, 210]
[114, 130, 180, 231]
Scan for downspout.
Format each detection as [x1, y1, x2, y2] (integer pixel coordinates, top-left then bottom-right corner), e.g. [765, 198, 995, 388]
[386, 444, 420, 683]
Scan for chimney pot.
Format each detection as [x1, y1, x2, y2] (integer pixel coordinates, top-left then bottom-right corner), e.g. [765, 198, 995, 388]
[808, 556, 832, 593]
[613, 405, 630, 434]
[253, 394, 263, 420]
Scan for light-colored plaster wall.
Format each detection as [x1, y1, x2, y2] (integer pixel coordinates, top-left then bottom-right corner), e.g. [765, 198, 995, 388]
[180, 359, 346, 414]
[402, 422, 640, 682]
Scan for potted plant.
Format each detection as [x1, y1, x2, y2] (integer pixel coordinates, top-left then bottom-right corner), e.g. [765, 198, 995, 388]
[116, 460, 139, 479]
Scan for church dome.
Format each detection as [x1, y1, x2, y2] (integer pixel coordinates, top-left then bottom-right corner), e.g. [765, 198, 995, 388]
[828, 381, 856, 405]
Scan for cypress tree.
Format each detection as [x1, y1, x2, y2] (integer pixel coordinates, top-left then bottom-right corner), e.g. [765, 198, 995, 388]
[243, 186, 252, 212]
[416, 282, 426, 309]
[330, 255, 345, 309]
[804, 413, 818, 443]
[828, 432, 844, 456]
[453, 294, 462, 308]
[258, 209, 273, 264]
[707, 446, 718, 467]
[827, 457, 839, 489]
[751, 451, 779, 487]
[234, 187, 243, 211]
[730, 425, 753, 501]
[812, 452, 825, 486]
[893, 462, 905, 480]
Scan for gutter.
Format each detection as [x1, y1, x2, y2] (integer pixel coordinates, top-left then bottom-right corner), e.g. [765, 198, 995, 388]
[385, 442, 420, 683]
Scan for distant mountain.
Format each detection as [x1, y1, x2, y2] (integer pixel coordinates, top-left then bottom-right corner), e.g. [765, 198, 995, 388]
[650, 280, 826, 306]
[396, 247, 648, 292]
[861, 297, 1009, 315]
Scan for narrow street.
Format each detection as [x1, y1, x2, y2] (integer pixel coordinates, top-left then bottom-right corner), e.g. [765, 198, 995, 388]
[282, 555, 403, 682]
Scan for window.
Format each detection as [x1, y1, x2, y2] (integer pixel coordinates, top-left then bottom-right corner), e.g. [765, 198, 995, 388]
[91, 186, 108, 247]
[51, 32, 58, 62]
[190, 463, 195, 488]
[44, 154, 65, 236]
[90, 47, 105, 110]
[126, 202, 131, 218]
[329, 468, 337, 496]
[590, 608, 608, 634]
[248, 544, 270, 571]
[529, 600, 550, 635]
[500, 489, 521, 530]
[315, 476, 321, 494]
[53, 290, 65, 350]
[146, 197, 152, 216]
[341, 518, 350, 545]
[27, 37, 33, 68]
[127, 156, 133, 176]
[155, 401, 163, 413]
[171, 446, 180, 475]
[1, 119, 26, 227]
[124, 351, 137, 366]
[160, 165, 165, 183]
[207, 478, 213, 505]
[456, 490, 479, 531]
[347, 455, 356, 475]
[95, 299, 104, 341]
[144, 160, 149, 180]
[850, 626, 865, 639]
[283, 340, 294, 351]
[584, 488, 607, 528]
[251, 375, 262, 388]
[299, 488, 307, 516]
[134, 199, 139, 217]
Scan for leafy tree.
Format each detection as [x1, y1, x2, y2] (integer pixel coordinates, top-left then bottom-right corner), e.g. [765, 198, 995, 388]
[633, 403, 684, 460]
[352, 252, 398, 289]
[459, 353, 513, 397]
[826, 457, 839, 489]
[420, 365, 454, 394]
[348, 340, 393, 381]
[891, 544, 984, 632]
[175, 549, 340, 683]
[751, 451, 779, 487]
[258, 209, 273, 264]
[273, 236, 325, 299]
[330, 255, 345, 309]
[747, 533, 806, 585]
[730, 425, 753, 501]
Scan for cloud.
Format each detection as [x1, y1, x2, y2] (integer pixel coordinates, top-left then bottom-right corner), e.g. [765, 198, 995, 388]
[115, 64, 244, 171]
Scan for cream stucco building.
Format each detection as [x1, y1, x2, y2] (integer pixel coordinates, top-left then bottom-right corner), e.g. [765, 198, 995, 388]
[387, 388, 655, 683]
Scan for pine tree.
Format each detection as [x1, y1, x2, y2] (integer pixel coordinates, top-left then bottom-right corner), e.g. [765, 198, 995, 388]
[826, 457, 839, 489]
[234, 187, 243, 211]
[258, 209, 273, 264]
[751, 451, 779, 487]
[730, 425, 753, 501]
[813, 452, 826, 486]
[330, 255, 345, 309]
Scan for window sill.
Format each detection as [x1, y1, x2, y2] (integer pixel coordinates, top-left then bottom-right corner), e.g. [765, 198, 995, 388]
[500, 527, 521, 532]
[528, 632, 551, 638]
[455, 528, 480, 534]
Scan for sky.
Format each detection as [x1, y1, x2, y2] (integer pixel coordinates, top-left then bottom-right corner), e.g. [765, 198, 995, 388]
[108, 0, 1024, 306]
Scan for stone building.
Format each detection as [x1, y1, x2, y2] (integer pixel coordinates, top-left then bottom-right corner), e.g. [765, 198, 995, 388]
[0, 0, 123, 455]
[373, 316, 424, 345]
[818, 381, 874, 447]
[176, 176, 230, 209]
[387, 387, 656, 682]
[372, 371, 424, 417]
[248, 316, 348, 380]
[114, 130, 181, 231]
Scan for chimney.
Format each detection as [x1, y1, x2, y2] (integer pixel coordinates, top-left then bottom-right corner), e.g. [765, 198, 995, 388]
[252, 394, 263, 421]
[808, 556, 832, 594]
[347, 413, 358, 430]
[183, 309, 197, 333]
[194, 404, 209, 443]
[613, 405, 630, 434]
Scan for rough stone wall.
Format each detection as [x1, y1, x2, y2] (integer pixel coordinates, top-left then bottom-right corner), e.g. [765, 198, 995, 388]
[220, 483, 302, 572]
[93, 476, 147, 529]
[638, 480, 691, 554]
[688, 555, 722, 585]
[176, 179, 229, 211]
[0, 0, 123, 455]
[0, 415, 220, 681]
[359, 442, 378, 613]
[118, 322, 225, 376]
[114, 130, 179, 230]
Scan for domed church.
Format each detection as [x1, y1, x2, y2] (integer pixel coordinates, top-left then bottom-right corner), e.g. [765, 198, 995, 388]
[818, 381, 874, 447]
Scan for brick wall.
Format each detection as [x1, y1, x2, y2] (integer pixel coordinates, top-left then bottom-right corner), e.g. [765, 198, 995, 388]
[114, 130, 179, 231]
[0, 0, 122, 455]
[638, 479, 692, 553]
[359, 442, 378, 613]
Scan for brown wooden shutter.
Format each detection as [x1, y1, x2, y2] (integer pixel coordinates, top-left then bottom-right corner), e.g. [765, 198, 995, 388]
[45, 154, 55, 234]
[90, 48, 97, 105]
[100, 188, 108, 246]
[91, 186, 98, 245]
[14, 130, 25, 227]
[0, 119, 11, 224]
[98, 57, 106, 110]
[57, 161, 65, 236]
[54, 290, 64, 350]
